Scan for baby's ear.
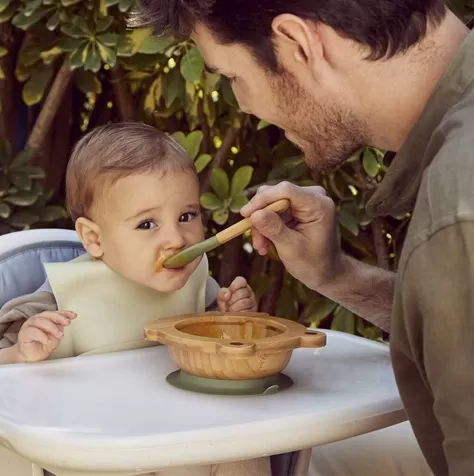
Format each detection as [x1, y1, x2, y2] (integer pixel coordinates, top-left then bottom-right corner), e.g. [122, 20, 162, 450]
[75, 217, 103, 258]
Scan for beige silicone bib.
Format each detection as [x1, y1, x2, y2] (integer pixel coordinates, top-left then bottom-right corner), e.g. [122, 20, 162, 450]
[44, 253, 209, 359]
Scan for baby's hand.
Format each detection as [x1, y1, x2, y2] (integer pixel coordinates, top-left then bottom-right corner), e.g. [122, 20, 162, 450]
[217, 277, 257, 313]
[13, 311, 76, 363]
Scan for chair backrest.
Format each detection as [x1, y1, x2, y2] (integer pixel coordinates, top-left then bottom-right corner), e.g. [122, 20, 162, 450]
[0, 229, 85, 307]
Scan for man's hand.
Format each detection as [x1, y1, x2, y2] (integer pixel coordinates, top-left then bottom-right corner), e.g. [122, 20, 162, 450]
[13, 311, 76, 363]
[241, 181, 342, 291]
[240, 181, 394, 332]
[217, 277, 257, 313]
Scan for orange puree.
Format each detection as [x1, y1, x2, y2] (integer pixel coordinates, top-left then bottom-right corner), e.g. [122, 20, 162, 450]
[155, 249, 176, 272]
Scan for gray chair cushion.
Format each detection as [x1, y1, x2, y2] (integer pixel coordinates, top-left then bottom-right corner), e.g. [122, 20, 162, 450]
[0, 241, 85, 308]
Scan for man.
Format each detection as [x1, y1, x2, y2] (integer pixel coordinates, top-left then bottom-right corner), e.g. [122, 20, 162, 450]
[132, 1, 473, 475]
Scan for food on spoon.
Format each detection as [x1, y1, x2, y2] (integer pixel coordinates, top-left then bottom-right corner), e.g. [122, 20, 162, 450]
[155, 249, 178, 272]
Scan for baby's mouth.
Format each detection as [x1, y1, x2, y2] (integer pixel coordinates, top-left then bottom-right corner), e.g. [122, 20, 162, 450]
[155, 249, 181, 272]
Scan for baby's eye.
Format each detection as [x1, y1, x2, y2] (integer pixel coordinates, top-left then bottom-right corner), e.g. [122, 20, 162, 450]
[179, 212, 198, 223]
[137, 220, 157, 230]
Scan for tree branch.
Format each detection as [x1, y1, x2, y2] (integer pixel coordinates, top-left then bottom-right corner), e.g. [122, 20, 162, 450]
[26, 60, 74, 153]
[110, 67, 136, 121]
[371, 217, 390, 270]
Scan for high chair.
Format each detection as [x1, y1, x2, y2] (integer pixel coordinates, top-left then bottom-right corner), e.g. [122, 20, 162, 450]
[0, 229, 432, 476]
[0, 228, 84, 476]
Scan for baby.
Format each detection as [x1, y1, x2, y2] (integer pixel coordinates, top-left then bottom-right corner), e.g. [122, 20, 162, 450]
[0, 122, 272, 476]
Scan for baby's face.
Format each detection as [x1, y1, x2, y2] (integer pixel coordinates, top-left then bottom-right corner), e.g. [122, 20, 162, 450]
[94, 169, 205, 292]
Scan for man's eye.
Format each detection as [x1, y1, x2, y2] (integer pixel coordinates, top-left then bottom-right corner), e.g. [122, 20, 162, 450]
[137, 220, 157, 230]
[179, 212, 198, 223]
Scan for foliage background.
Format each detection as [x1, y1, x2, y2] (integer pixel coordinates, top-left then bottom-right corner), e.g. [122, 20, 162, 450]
[0, 0, 471, 340]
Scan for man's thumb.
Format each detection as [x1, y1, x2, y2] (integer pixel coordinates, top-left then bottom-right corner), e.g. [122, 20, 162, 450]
[251, 210, 291, 245]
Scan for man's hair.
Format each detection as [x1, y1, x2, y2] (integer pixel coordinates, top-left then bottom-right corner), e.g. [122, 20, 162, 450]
[130, 0, 447, 70]
[65, 122, 195, 222]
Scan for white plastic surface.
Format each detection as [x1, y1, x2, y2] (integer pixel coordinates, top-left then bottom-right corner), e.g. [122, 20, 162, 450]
[0, 330, 405, 475]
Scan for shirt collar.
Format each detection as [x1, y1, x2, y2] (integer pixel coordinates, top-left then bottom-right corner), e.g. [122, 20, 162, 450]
[366, 29, 474, 217]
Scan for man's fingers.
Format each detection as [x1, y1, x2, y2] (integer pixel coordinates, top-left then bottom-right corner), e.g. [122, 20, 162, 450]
[241, 182, 329, 224]
[250, 210, 293, 247]
[251, 228, 269, 255]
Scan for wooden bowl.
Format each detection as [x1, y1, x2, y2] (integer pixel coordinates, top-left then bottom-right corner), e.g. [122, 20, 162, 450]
[145, 312, 326, 380]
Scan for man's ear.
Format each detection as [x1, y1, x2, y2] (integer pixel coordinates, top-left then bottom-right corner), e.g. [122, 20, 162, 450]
[271, 14, 323, 72]
[75, 217, 104, 258]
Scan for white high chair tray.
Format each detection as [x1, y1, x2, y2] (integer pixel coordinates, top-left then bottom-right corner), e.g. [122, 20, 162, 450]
[0, 330, 405, 475]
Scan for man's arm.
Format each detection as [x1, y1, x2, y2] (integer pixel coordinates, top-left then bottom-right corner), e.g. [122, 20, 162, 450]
[317, 254, 395, 333]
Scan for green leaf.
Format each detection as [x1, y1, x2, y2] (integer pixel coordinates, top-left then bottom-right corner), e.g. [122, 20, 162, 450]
[184, 130, 203, 159]
[0, 174, 9, 196]
[331, 306, 356, 334]
[137, 35, 174, 54]
[118, 0, 134, 11]
[126, 28, 153, 55]
[301, 299, 337, 327]
[60, 23, 86, 39]
[22, 66, 54, 106]
[362, 148, 379, 177]
[0, 2, 15, 23]
[68, 42, 88, 70]
[230, 165, 253, 197]
[116, 33, 134, 57]
[21, 166, 46, 179]
[73, 16, 90, 35]
[200, 192, 222, 211]
[0, 46, 7, 57]
[180, 45, 204, 82]
[338, 207, 359, 236]
[257, 119, 270, 130]
[4, 191, 38, 206]
[75, 69, 102, 94]
[10, 173, 32, 191]
[212, 208, 229, 226]
[97, 33, 119, 47]
[194, 153, 212, 174]
[0, 0, 12, 14]
[61, 0, 81, 6]
[40, 205, 68, 222]
[0, 138, 11, 164]
[12, 8, 49, 30]
[8, 211, 39, 229]
[97, 42, 117, 67]
[96, 15, 113, 32]
[229, 195, 249, 213]
[46, 10, 60, 31]
[58, 37, 85, 52]
[83, 43, 101, 72]
[171, 131, 186, 148]
[144, 79, 156, 114]
[276, 284, 299, 321]
[163, 67, 183, 108]
[40, 46, 63, 64]
[210, 168, 230, 199]
[0, 201, 11, 219]
[220, 78, 238, 107]
[0, 65, 4, 80]
[23, 0, 42, 16]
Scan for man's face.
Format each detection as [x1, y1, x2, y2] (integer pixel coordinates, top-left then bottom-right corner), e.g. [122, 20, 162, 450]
[193, 23, 368, 171]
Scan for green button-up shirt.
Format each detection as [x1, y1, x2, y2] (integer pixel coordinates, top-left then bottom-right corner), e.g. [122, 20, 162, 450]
[367, 30, 474, 476]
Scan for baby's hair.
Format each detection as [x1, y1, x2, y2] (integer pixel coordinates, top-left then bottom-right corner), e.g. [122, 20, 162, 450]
[65, 122, 196, 222]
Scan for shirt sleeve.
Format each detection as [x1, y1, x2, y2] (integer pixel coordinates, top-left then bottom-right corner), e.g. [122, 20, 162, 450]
[0, 287, 58, 349]
[397, 221, 474, 475]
